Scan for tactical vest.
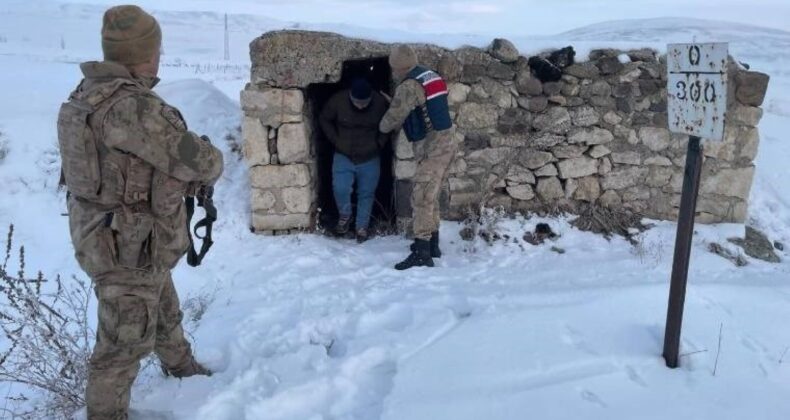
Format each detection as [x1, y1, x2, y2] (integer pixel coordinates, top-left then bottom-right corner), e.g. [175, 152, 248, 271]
[402, 66, 452, 142]
[57, 79, 154, 209]
[59, 79, 165, 275]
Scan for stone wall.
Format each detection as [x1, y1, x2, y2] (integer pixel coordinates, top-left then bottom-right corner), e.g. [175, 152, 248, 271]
[242, 30, 770, 234]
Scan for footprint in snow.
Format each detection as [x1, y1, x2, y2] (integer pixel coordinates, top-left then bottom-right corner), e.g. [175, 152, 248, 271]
[625, 365, 648, 387]
[579, 389, 608, 408]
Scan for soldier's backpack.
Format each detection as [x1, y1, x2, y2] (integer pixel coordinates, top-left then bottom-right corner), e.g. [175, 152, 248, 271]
[57, 79, 138, 199]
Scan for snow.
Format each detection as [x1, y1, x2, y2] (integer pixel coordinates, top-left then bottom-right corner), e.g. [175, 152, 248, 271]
[1, 1, 790, 419]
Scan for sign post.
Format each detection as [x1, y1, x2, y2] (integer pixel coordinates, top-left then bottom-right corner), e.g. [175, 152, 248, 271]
[663, 42, 729, 369]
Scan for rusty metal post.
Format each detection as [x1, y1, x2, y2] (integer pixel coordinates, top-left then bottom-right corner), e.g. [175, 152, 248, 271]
[663, 135, 703, 368]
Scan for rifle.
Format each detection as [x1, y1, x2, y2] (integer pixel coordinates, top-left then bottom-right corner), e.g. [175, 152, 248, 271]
[186, 184, 216, 267]
[185, 135, 218, 267]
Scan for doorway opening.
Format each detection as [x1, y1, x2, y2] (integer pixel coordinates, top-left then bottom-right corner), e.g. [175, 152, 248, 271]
[307, 57, 396, 236]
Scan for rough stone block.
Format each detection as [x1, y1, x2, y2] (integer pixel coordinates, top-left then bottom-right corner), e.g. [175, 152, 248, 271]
[277, 122, 311, 164]
[735, 71, 770, 106]
[730, 104, 764, 127]
[570, 106, 600, 127]
[564, 63, 600, 79]
[644, 156, 673, 166]
[611, 152, 641, 166]
[599, 190, 622, 208]
[251, 189, 277, 212]
[457, 102, 499, 129]
[520, 96, 549, 113]
[522, 150, 556, 170]
[536, 177, 565, 201]
[558, 157, 598, 179]
[568, 127, 614, 145]
[738, 127, 760, 161]
[252, 212, 311, 231]
[530, 133, 565, 150]
[533, 107, 571, 134]
[250, 164, 310, 188]
[535, 164, 559, 177]
[448, 83, 471, 106]
[282, 186, 312, 213]
[506, 165, 536, 185]
[489, 38, 520, 63]
[516, 71, 543, 96]
[449, 177, 478, 193]
[242, 116, 270, 167]
[701, 166, 756, 200]
[574, 176, 602, 202]
[598, 157, 613, 175]
[498, 108, 533, 135]
[543, 82, 562, 96]
[588, 145, 611, 159]
[639, 127, 671, 151]
[597, 56, 624, 75]
[241, 88, 303, 127]
[646, 166, 675, 188]
[506, 184, 535, 201]
[602, 167, 648, 190]
[553, 144, 588, 159]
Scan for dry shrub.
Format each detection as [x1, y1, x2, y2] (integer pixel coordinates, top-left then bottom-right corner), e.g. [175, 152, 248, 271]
[0, 225, 92, 419]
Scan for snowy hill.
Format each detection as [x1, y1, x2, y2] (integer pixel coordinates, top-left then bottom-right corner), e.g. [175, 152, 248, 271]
[1, 1, 790, 419]
[555, 17, 790, 74]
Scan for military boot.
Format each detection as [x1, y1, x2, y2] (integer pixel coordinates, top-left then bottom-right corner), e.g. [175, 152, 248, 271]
[395, 239, 434, 270]
[410, 231, 441, 258]
[162, 356, 212, 378]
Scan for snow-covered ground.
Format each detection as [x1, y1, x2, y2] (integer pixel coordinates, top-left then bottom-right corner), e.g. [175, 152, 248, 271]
[1, 1, 790, 419]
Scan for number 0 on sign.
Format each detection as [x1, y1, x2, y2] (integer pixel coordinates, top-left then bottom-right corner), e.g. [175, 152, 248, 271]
[667, 43, 729, 142]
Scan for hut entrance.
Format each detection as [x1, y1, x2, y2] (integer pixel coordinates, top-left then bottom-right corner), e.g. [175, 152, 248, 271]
[307, 57, 396, 235]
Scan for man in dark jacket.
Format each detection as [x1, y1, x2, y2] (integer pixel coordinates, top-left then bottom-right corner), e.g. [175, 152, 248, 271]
[319, 78, 389, 242]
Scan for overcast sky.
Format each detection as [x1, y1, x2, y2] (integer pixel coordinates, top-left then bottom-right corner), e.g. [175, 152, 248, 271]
[61, 0, 790, 36]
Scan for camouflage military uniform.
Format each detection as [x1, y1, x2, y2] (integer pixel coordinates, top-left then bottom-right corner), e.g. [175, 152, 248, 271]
[59, 61, 223, 419]
[380, 78, 458, 241]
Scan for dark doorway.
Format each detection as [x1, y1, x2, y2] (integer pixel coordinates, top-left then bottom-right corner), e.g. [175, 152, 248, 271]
[307, 57, 396, 235]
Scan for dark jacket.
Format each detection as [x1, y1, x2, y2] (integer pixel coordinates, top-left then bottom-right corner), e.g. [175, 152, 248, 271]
[319, 89, 389, 164]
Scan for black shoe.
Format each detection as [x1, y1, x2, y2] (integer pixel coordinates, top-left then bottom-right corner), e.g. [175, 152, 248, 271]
[356, 228, 369, 243]
[410, 232, 442, 258]
[335, 216, 351, 235]
[396, 239, 434, 270]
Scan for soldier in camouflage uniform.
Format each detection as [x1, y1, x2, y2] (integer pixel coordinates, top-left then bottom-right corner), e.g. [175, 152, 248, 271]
[380, 45, 458, 270]
[57, 6, 223, 419]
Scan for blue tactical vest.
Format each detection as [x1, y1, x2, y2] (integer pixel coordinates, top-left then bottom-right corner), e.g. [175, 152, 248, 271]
[402, 66, 453, 142]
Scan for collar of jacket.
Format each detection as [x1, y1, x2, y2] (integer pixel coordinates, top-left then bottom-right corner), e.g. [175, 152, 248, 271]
[79, 61, 160, 89]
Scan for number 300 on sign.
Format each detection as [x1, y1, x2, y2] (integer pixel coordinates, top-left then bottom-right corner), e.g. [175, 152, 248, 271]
[674, 79, 718, 103]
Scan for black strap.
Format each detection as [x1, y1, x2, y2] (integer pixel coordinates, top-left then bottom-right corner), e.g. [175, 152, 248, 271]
[185, 190, 216, 267]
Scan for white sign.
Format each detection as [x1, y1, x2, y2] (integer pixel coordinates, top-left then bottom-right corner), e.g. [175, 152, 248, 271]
[667, 43, 729, 142]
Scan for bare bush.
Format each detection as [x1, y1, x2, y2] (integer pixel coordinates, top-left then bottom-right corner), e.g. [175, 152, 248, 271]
[572, 203, 647, 243]
[460, 204, 509, 253]
[0, 225, 92, 419]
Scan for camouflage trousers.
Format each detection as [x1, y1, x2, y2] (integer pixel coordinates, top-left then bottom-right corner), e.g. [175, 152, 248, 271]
[87, 269, 192, 420]
[412, 128, 458, 241]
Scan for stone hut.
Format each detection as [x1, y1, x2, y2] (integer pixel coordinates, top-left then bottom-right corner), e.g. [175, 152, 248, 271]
[241, 30, 770, 235]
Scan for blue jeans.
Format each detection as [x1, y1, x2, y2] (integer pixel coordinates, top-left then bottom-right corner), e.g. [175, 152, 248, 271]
[332, 153, 380, 230]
